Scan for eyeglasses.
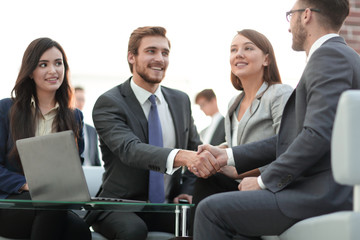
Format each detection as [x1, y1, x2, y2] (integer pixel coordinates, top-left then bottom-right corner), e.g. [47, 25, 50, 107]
[286, 8, 321, 22]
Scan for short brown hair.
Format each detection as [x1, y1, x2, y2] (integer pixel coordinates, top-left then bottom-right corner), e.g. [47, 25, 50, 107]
[298, 0, 349, 31]
[230, 29, 281, 91]
[127, 26, 171, 73]
[195, 89, 216, 104]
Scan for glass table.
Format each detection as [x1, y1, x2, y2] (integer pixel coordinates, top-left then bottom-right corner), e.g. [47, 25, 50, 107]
[0, 199, 194, 237]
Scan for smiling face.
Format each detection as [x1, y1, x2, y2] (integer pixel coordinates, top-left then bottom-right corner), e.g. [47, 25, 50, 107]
[128, 35, 170, 88]
[31, 46, 64, 96]
[230, 34, 268, 82]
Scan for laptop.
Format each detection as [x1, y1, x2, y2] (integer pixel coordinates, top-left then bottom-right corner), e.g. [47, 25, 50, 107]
[16, 130, 144, 203]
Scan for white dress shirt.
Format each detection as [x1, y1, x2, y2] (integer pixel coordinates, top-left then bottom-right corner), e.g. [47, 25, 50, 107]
[130, 79, 180, 175]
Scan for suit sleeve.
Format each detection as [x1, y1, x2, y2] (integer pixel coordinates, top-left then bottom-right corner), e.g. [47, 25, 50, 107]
[0, 99, 26, 196]
[261, 45, 355, 192]
[93, 92, 172, 173]
[232, 135, 277, 174]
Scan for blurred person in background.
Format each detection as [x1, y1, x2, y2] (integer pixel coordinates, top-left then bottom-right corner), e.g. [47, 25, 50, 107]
[74, 86, 101, 166]
[195, 89, 225, 146]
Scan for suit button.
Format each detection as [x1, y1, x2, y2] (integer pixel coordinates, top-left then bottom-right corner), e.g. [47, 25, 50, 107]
[277, 183, 283, 188]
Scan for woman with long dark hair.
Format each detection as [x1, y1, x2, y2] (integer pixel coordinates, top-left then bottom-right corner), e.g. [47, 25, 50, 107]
[0, 38, 91, 240]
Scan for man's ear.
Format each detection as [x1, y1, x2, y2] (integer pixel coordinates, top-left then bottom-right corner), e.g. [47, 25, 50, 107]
[128, 51, 135, 64]
[303, 8, 313, 25]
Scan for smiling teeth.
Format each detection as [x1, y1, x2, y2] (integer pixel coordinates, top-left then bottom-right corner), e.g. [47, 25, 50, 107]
[152, 67, 162, 70]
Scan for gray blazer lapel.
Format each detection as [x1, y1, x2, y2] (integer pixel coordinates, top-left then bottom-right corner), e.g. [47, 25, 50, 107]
[225, 92, 244, 147]
[120, 79, 148, 140]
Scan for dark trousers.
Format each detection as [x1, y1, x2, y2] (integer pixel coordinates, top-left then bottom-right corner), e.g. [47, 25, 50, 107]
[190, 173, 239, 235]
[194, 190, 298, 240]
[92, 211, 176, 240]
[0, 192, 91, 240]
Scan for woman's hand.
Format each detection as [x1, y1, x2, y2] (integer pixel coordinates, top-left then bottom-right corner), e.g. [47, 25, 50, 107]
[218, 166, 239, 179]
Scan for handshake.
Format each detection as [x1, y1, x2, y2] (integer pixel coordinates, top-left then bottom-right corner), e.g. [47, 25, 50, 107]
[174, 144, 229, 179]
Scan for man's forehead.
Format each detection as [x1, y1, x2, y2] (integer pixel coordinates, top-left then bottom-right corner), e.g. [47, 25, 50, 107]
[139, 36, 170, 50]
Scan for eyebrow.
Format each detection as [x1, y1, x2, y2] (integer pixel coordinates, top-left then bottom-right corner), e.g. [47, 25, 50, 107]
[38, 58, 63, 62]
[144, 46, 170, 52]
[231, 42, 256, 48]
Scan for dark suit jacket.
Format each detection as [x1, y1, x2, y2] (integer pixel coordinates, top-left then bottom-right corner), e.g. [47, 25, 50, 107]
[209, 117, 225, 146]
[232, 37, 360, 219]
[83, 124, 101, 166]
[0, 98, 84, 199]
[200, 117, 225, 146]
[92, 78, 201, 202]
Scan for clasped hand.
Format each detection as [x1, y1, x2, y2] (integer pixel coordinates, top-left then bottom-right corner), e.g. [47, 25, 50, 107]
[188, 144, 228, 178]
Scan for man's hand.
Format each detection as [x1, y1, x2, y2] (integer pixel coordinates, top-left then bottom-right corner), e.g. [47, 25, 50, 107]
[173, 194, 193, 204]
[197, 144, 228, 168]
[174, 150, 220, 178]
[238, 177, 261, 191]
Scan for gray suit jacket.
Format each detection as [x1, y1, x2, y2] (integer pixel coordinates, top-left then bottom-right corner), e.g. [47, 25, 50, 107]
[92, 78, 201, 202]
[225, 82, 292, 148]
[232, 37, 360, 219]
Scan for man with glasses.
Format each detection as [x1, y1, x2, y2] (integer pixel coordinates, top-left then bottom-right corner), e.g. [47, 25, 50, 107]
[193, 0, 360, 239]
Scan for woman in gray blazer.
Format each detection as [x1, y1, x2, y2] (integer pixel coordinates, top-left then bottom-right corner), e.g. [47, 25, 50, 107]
[191, 29, 292, 230]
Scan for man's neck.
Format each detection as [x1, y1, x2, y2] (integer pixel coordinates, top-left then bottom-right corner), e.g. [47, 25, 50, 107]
[305, 27, 338, 56]
[132, 75, 159, 94]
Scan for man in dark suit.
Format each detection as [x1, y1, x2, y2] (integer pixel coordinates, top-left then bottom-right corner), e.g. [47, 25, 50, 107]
[193, 0, 360, 239]
[74, 87, 101, 166]
[195, 89, 225, 146]
[89, 26, 217, 240]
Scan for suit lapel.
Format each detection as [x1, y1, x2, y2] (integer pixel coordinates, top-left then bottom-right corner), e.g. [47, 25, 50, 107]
[226, 93, 244, 147]
[120, 78, 149, 140]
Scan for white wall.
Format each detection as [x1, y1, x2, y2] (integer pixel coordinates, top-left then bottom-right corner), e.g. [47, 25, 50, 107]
[0, 0, 304, 131]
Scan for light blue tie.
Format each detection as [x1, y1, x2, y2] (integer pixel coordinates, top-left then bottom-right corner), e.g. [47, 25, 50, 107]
[148, 95, 165, 203]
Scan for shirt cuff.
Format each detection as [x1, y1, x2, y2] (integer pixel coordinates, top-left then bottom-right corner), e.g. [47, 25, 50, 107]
[166, 149, 181, 175]
[226, 148, 234, 166]
[257, 176, 266, 190]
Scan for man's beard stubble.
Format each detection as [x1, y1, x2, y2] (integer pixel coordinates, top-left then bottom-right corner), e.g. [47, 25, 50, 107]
[292, 17, 307, 51]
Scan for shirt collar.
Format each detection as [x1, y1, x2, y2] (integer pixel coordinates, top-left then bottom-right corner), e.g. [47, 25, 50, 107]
[307, 33, 339, 62]
[30, 97, 60, 111]
[130, 78, 164, 105]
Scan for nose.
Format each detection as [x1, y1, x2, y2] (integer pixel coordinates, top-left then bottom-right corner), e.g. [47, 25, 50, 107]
[48, 64, 56, 74]
[236, 49, 244, 58]
[154, 52, 165, 62]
